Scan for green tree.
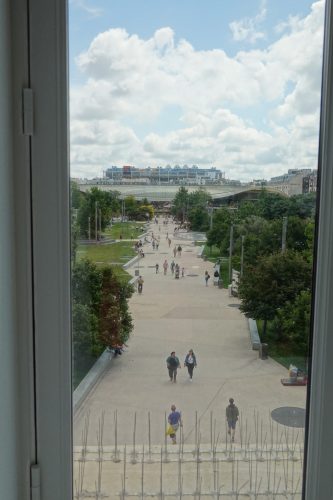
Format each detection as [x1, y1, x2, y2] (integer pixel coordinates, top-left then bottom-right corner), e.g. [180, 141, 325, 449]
[206, 207, 233, 253]
[275, 290, 311, 355]
[239, 251, 312, 339]
[73, 303, 101, 363]
[98, 266, 133, 348]
[124, 195, 139, 219]
[234, 216, 281, 266]
[171, 186, 189, 221]
[188, 206, 210, 231]
[138, 204, 154, 220]
[72, 259, 102, 312]
[287, 193, 317, 219]
[72, 259, 134, 386]
[257, 191, 290, 220]
[286, 216, 308, 252]
[188, 189, 212, 209]
[77, 188, 120, 238]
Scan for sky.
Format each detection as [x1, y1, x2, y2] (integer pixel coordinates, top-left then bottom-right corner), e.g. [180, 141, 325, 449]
[69, 0, 325, 181]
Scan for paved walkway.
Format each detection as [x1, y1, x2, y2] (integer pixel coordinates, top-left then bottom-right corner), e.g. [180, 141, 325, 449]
[74, 218, 306, 446]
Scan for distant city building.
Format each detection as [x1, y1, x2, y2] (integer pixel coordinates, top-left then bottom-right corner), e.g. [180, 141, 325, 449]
[302, 170, 318, 193]
[268, 169, 316, 196]
[104, 165, 225, 185]
[223, 178, 242, 186]
[251, 179, 267, 187]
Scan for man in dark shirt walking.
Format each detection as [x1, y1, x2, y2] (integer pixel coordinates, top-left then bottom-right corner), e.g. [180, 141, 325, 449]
[226, 398, 239, 442]
[166, 351, 181, 382]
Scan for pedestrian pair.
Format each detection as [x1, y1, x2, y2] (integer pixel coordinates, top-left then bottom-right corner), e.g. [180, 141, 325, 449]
[166, 350, 197, 382]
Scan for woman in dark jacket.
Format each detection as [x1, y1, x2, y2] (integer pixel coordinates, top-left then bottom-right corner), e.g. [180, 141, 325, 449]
[184, 349, 197, 381]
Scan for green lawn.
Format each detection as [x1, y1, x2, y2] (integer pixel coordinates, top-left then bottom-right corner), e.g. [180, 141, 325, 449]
[104, 221, 146, 239]
[203, 244, 222, 261]
[76, 241, 135, 283]
[77, 241, 136, 263]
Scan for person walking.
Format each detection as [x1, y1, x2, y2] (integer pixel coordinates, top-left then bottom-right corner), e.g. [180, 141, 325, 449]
[184, 349, 197, 381]
[168, 238, 172, 248]
[173, 246, 177, 258]
[226, 398, 239, 442]
[166, 351, 181, 382]
[177, 245, 182, 257]
[171, 260, 175, 274]
[204, 270, 210, 286]
[167, 404, 182, 444]
[137, 276, 144, 294]
[181, 267, 185, 278]
[155, 263, 159, 274]
[163, 259, 168, 275]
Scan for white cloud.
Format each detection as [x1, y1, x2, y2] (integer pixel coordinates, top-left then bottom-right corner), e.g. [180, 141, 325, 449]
[229, 0, 267, 43]
[70, 1, 325, 181]
[70, 0, 103, 18]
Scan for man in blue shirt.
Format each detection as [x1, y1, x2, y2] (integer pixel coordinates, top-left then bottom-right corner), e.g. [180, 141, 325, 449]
[167, 404, 182, 444]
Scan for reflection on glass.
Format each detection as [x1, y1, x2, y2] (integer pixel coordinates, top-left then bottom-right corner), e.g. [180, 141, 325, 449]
[70, 2, 323, 498]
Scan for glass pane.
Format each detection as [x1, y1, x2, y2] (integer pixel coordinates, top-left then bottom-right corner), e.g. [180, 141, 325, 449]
[69, 2, 324, 498]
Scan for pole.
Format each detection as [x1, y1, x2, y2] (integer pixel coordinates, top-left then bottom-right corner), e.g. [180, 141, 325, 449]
[228, 223, 234, 283]
[99, 208, 102, 241]
[88, 216, 91, 240]
[241, 235, 245, 278]
[282, 216, 288, 253]
[95, 201, 98, 242]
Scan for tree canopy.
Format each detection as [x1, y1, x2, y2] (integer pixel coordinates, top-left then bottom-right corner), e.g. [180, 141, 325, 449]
[72, 259, 133, 386]
[238, 251, 312, 339]
[77, 187, 121, 238]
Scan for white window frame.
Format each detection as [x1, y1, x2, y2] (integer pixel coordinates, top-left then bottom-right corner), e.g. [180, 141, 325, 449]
[3, 0, 333, 498]
[305, 1, 333, 498]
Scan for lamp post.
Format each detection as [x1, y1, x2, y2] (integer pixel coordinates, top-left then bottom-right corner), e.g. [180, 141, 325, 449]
[282, 216, 288, 253]
[240, 235, 245, 278]
[228, 223, 234, 283]
[95, 201, 98, 243]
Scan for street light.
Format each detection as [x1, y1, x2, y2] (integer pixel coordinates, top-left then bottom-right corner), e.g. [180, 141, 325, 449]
[240, 235, 245, 278]
[282, 216, 288, 253]
[228, 223, 234, 283]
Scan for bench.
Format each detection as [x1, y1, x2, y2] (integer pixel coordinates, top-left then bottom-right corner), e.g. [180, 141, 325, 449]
[197, 246, 205, 258]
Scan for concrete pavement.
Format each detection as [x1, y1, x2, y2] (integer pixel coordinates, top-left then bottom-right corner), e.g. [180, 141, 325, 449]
[73, 217, 306, 447]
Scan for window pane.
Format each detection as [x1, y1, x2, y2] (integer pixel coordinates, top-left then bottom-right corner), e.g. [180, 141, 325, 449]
[70, 2, 324, 498]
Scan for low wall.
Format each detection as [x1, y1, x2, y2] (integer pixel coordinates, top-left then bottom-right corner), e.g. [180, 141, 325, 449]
[129, 276, 139, 287]
[197, 245, 205, 257]
[73, 350, 112, 414]
[123, 255, 140, 269]
[248, 318, 261, 350]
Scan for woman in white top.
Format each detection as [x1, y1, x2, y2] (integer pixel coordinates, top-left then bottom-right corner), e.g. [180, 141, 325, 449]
[184, 349, 197, 381]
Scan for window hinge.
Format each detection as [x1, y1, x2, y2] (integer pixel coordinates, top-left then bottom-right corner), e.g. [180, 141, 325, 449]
[30, 463, 40, 500]
[22, 88, 34, 136]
